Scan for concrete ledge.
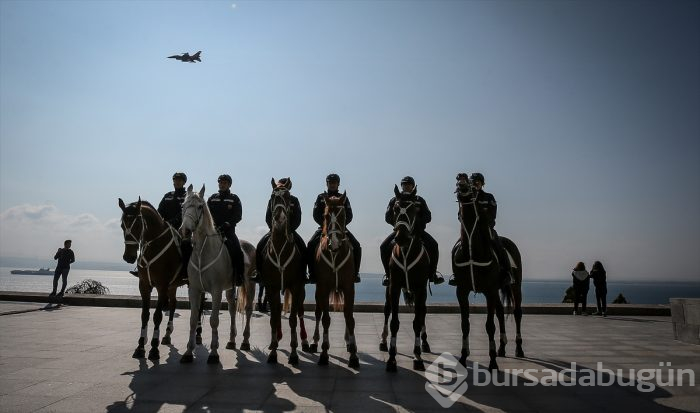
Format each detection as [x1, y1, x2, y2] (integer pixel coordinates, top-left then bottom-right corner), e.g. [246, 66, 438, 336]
[671, 297, 700, 344]
[0, 291, 671, 316]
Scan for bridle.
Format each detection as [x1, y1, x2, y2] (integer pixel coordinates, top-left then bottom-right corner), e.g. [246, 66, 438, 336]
[267, 188, 297, 291]
[455, 181, 492, 290]
[390, 197, 427, 296]
[319, 201, 351, 291]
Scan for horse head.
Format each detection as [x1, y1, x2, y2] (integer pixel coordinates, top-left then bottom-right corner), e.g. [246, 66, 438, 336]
[119, 197, 143, 264]
[392, 184, 420, 246]
[180, 184, 207, 239]
[269, 178, 292, 239]
[322, 191, 348, 251]
[455, 175, 479, 236]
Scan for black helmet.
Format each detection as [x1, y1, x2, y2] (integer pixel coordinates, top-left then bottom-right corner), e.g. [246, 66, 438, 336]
[326, 173, 340, 183]
[456, 173, 469, 181]
[217, 174, 232, 184]
[277, 177, 292, 190]
[172, 172, 187, 182]
[400, 176, 415, 186]
[470, 172, 485, 184]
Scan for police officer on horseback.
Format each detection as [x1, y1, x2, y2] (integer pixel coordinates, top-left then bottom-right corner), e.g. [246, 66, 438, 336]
[380, 176, 444, 286]
[254, 177, 308, 283]
[130, 171, 189, 277]
[207, 174, 245, 286]
[451, 172, 513, 286]
[306, 173, 362, 284]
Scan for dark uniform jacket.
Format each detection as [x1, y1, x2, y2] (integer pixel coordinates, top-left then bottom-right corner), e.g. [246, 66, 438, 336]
[474, 190, 497, 229]
[384, 195, 431, 233]
[266, 194, 302, 231]
[312, 190, 353, 227]
[54, 248, 75, 269]
[207, 190, 242, 231]
[158, 187, 187, 228]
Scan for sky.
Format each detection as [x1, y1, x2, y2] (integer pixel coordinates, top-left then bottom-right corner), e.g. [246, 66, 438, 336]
[1, 0, 698, 281]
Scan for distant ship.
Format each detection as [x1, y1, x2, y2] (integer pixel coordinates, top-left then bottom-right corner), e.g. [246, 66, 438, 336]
[11, 268, 54, 275]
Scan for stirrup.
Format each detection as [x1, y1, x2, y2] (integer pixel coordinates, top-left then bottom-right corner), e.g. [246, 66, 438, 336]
[448, 275, 457, 286]
[129, 269, 139, 277]
[381, 275, 389, 287]
[431, 271, 445, 285]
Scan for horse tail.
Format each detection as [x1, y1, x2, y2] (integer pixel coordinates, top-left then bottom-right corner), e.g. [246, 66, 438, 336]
[403, 289, 415, 307]
[283, 289, 292, 314]
[330, 290, 344, 312]
[500, 283, 514, 314]
[236, 283, 247, 315]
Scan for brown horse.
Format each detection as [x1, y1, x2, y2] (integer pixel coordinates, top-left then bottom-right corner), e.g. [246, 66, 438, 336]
[261, 178, 308, 365]
[384, 185, 431, 372]
[118, 198, 187, 360]
[451, 180, 516, 371]
[309, 192, 359, 368]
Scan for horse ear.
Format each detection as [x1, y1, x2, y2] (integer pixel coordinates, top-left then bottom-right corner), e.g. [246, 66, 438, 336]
[137, 197, 142, 208]
[271, 177, 276, 189]
[187, 184, 193, 194]
[411, 185, 417, 196]
[199, 184, 205, 198]
[286, 177, 292, 189]
[118, 198, 126, 211]
[394, 184, 400, 198]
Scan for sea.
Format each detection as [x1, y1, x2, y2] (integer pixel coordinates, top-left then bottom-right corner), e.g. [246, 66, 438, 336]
[1, 266, 699, 305]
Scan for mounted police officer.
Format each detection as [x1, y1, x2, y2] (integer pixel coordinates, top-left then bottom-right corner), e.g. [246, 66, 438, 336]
[207, 174, 245, 286]
[255, 177, 308, 283]
[379, 176, 444, 286]
[451, 172, 513, 286]
[130, 172, 189, 277]
[306, 173, 362, 284]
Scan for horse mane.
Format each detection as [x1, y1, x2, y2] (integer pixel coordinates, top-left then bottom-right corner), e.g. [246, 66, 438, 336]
[189, 192, 217, 233]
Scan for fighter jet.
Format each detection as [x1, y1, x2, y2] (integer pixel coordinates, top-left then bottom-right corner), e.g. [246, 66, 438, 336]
[167, 51, 202, 63]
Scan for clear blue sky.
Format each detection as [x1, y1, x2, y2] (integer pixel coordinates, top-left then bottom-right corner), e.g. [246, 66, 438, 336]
[1, 0, 698, 281]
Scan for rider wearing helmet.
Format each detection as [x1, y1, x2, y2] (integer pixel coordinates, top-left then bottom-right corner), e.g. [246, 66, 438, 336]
[451, 172, 513, 286]
[379, 176, 444, 286]
[131, 172, 189, 277]
[306, 174, 362, 284]
[207, 174, 245, 286]
[254, 177, 308, 283]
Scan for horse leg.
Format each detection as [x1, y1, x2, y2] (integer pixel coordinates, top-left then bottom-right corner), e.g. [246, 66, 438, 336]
[496, 300, 508, 357]
[207, 291, 222, 364]
[288, 289, 300, 366]
[386, 284, 400, 372]
[241, 283, 254, 351]
[196, 291, 205, 345]
[421, 324, 431, 353]
[267, 289, 280, 364]
[318, 299, 331, 366]
[180, 287, 201, 363]
[412, 288, 427, 371]
[514, 295, 524, 358]
[456, 284, 471, 367]
[486, 292, 499, 371]
[161, 286, 177, 346]
[298, 287, 309, 352]
[226, 288, 237, 350]
[133, 285, 150, 359]
[148, 291, 166, 360]
[345, 288, 359, 369]
[379, 288, 390, 352]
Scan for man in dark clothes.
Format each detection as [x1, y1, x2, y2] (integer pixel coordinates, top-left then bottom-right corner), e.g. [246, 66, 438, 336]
[254, 177, 307, 283]
[379, 176, 444, 286]
[306, 173, 362, 284]
[208, 174, 245, 286]
[50, 240, 75, 298]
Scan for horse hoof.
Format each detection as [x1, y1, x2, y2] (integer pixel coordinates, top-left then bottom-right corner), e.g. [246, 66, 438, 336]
[413, 359, 425, 371]
[459, 355, 467, 367]
[161, 336, 171, 346]
[196, 336, 203, 345]
[180, 354, 193, 363]
[422, 342, 431, 353]
[516, 347, 525, 358]
[309, 343, 318, 353]
[489, 359, 499, 371]
[498, 347, 506, 358]
[207, 354, 220, 364]
[386, 359, 397, 372]
[148, 349, 160, 361]
[226, 341, 236, 350]
[302, 342, 310, 352]
[267, 352, 278, 364]
[318, 353, 329, 366]
[132, 348, 145, 359]
[379, 342, 388, 352]
[289, 353, 299, 365]
[240, 342, 251, 351]
[348, 354, 360, 369]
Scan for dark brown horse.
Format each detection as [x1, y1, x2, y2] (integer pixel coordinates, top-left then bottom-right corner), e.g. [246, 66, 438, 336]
[261, 178, 308, 365]
[451, 180, 518, 371]
[309, 192, 359, 368]
[384, 185, 431, 372]
[118, 198, 187, 360]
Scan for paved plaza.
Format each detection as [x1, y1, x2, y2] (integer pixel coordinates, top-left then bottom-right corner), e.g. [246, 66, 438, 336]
[0, 301, 698, 412]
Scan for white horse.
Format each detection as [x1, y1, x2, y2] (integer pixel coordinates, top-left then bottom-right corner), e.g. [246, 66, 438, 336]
[178, 184, 256, 363]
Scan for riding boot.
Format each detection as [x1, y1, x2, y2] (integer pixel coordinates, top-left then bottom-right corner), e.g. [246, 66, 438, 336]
[448, 275, 457, 286]
[380, 234, 393, 287]
[224, 239, 243, 286]
[129, 268, 139, 277]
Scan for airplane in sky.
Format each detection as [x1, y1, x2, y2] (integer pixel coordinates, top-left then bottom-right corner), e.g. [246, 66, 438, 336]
[167, 51, 202, 63]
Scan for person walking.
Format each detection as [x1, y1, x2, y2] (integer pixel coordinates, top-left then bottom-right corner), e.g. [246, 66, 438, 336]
[572, 261, 590, 315]
[50, 240, 75, 298]
[590, 261, 607, 316]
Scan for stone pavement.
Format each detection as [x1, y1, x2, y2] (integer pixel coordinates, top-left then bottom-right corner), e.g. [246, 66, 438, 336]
[0, 301, 698, 413]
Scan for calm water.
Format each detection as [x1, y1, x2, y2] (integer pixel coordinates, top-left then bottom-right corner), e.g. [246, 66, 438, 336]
[1, 267, 698, 304]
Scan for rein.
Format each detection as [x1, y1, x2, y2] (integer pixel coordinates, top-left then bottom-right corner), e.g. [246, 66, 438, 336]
[455, 192, 493, 291]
